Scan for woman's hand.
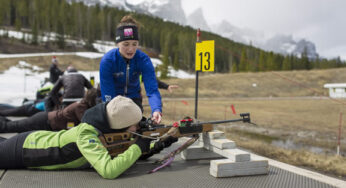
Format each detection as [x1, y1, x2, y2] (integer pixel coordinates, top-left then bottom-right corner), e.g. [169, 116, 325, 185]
[167, 85, 179, 93]
[152, 111, 162, 124]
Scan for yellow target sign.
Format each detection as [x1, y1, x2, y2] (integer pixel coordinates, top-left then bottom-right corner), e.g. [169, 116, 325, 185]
[195, 40, 214, 72]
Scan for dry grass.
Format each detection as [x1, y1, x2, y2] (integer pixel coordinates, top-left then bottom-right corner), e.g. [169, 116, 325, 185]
[160, 68, 346, 98]
[228, 131, 346, 178]
[144, 98, 345, 137]
[0, 56, 100, 73]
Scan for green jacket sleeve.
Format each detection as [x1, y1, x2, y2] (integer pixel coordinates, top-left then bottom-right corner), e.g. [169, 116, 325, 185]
[75, 123, 142, 179]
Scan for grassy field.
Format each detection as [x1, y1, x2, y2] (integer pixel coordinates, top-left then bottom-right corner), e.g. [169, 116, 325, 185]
[1, 56, 346, 178]
[159, 68, 346, 98]
[0, 55, 100, 73]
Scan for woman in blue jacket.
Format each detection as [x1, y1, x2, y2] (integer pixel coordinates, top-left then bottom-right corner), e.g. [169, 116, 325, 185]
[99, 15, 162, 124]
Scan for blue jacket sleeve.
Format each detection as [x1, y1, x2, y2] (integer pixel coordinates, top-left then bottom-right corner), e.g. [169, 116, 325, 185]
[141, 55, 162, 113]
[100, 55, 116, 102]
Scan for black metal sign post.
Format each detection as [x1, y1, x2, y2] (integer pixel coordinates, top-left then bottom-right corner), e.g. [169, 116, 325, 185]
[194, 29, 214, 122]
[195, 29, 201, 121]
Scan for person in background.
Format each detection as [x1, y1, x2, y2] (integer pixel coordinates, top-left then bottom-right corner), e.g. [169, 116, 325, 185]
[49, 56, 64, 84]
[0, 96, 152, 179]
[49, 65, 93, 110]
[0, 88, 98, 133]
[99, 15, 162, 124]
[35, 81, 54, 100]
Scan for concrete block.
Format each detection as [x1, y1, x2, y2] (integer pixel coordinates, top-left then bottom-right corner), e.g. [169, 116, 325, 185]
[205, 131, 225, 139]
[203, 138, 236, 150]
[0, 133, 18, 139]
[210, 159, 268, 170]
[207, 147, 250, 162]
[210, 166, 268, 177]
[210, 159, 269, 177]
[181, 146, 223, 160]
[0, 169, 5, 178]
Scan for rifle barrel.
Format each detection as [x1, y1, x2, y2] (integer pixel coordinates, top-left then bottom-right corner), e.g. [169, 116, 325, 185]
[145, 113, 250, 130]
[192, 118, 245, 126]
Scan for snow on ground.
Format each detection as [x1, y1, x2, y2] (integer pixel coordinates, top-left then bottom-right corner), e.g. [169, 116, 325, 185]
[75, 52, 104, 59]
[0, 61, 99, 106]
[0, 65, 46, 105]
[0, 52, 76, 59]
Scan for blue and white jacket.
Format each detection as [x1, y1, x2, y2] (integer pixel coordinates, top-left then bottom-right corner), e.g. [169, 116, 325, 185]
[99, 48, 162, 113]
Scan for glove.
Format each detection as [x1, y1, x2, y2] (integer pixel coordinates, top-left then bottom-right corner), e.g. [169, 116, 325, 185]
[135, 136, 151, 154]
[162, 136, 178, 148]
[138, 136, 178, 160]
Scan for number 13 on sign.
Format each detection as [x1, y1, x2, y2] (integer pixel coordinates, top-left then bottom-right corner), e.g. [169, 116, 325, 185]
[195, 40, 214, 72]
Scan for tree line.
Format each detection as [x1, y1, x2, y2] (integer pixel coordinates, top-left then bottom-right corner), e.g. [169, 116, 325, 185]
[0, 0, 344, 77]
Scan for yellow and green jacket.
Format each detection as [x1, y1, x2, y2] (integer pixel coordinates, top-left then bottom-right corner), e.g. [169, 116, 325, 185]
[22, 103, 142, 179]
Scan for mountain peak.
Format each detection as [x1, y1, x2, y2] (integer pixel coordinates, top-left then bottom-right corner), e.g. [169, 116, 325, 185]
[262, 34, 318, 59]
[69, 0, 320, 59]
[187, 8, 210, 31]
[127, 0, 186, 24]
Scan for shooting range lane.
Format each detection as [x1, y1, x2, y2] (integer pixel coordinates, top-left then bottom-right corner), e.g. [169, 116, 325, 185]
[0, 136, 338, 188]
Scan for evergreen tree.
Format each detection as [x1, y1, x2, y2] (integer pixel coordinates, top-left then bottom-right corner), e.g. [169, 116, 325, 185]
[173, 50, 179, 70]
[335, 56, 342, 68]
[266, 52, 274, 71]
[282, 55, 291, 70]
[258, 50, 266, 71]
[0, 0, 342, 73]
[301, 47, 310, 70]
[239, 48, 248, 72]
[273, 54, 283, 70]
[56, 21, 65, 49]
[231, 55, 239, 72]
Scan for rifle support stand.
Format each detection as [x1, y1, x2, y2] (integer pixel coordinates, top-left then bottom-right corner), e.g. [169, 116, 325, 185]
[180, 130, 269, 177]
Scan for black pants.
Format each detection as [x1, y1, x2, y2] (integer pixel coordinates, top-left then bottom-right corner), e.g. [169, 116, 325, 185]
[0, 131, 31, 169]
[0, 104, 41, 117]
[0, 112, 51, 133]
[0, 104, 15, 111]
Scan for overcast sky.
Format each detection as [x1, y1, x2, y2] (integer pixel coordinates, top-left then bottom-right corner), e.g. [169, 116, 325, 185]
[181, 0, 346, 60]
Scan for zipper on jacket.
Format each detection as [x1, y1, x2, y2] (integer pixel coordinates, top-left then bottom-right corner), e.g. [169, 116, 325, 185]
[124, 60, 130, 96]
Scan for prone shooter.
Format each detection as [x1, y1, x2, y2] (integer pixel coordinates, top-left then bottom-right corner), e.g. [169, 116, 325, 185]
[99, 113, 251, 173]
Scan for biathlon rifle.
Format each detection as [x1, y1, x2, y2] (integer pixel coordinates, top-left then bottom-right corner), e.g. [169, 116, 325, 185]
[99, 113, 250, 160]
